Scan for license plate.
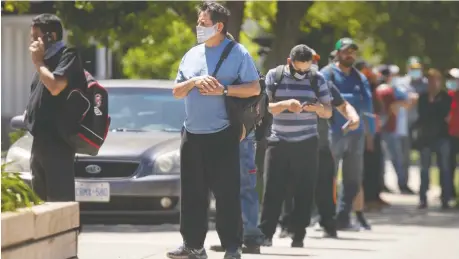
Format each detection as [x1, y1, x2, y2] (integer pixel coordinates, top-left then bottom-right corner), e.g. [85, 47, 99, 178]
[75, 182, 110, 202]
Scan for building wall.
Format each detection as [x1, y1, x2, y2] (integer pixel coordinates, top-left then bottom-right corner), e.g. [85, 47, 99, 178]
[1, 15, 36, 118]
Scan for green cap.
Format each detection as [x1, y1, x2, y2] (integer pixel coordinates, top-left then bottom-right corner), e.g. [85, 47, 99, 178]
[335, 38, 358, 51]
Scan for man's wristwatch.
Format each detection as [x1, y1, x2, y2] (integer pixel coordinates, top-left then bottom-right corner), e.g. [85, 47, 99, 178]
[223, 85, 228, 96]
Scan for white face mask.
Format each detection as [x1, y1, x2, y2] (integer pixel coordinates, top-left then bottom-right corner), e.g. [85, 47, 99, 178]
[408, 69, 422, 80]
[196, 24, 218, 44]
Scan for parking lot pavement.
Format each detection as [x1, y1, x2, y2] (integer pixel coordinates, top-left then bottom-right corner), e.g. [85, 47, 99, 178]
[78, 164, 459, 259]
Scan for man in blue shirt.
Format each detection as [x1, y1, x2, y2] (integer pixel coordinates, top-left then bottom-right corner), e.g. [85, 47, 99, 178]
[320, 38, 376, 230]
[168, 2, 260, 259]
[259, 45, 332, 247]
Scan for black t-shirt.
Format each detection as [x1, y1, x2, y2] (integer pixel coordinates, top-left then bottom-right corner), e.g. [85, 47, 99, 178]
[25, 47, 86, 138]
[417, 90, 452, 143]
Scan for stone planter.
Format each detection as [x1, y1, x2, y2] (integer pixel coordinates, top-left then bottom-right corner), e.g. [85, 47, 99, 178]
[1, 202, 79, 259]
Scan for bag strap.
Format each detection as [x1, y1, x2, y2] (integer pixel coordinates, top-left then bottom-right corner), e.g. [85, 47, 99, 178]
[271, 65, 285, 101]
[309, 69, 320, 100]
[212, 41, 236, 77]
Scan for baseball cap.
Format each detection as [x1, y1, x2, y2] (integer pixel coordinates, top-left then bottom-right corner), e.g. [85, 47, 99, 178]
[354, 59, 370, 71]
[335, 38, 359, 51]
[407, 56, 422, 69]
[448, 68, 459, 79]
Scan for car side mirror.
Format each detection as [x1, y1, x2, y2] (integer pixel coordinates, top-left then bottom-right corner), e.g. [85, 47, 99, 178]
[10, 115, 26, 130]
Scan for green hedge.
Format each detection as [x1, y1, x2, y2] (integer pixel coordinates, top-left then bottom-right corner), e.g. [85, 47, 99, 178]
[2, 128, 41, 212]
[1, 164, 42, 212]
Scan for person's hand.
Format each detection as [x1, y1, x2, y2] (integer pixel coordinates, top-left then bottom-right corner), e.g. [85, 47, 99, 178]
[194, 75, 222, 93]
[348, 115, 360, 130]
[286, 99, 302, 113]
[303, 103, 322, 113]
[29, 37, 45, 65]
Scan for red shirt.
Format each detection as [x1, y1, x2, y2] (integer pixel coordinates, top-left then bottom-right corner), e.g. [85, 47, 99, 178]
[448, 90, 459, 137]
[375, 85, 397, 132]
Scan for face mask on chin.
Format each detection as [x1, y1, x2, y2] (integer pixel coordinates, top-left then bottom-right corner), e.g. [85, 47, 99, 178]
[446, 79, 458, 91]
[196, 24, 218, 44]
[289, 63, 308, 80]
[408, 69, 422, 80]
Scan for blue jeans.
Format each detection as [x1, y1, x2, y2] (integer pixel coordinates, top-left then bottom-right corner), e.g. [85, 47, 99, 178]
[419, 138, 451, 204]
[330, 133, 365, 223]
[381, 132, 408, 188]
[239, 133, 264, 245]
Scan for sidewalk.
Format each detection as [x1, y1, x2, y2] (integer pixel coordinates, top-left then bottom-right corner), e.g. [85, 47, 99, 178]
[78, 165, 459, 259]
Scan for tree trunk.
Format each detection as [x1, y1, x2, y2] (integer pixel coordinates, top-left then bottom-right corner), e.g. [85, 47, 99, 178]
[225, 1, 245, 42]
[264, 1, 314, 70]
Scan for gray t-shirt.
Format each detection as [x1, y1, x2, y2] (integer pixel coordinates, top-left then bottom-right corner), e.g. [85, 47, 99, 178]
[318, 81, 345, 147]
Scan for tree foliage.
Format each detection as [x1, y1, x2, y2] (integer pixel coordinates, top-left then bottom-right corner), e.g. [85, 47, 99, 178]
[6, 1, 459, 78]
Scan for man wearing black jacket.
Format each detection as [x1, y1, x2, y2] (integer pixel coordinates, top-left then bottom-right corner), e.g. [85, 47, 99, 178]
[25, 14, 86, 202]
[417, 68, 453, 209]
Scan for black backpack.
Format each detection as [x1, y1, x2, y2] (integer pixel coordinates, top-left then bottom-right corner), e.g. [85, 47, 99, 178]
[213, 41, 269, 140]
[63, 71, 110, 155]
[254, 65, 320, 141]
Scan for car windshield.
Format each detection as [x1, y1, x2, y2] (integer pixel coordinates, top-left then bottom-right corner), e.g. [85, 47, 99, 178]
[108, 87, 185, 132]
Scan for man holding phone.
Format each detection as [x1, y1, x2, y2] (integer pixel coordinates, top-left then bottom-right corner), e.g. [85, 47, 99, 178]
[25, 14, 86, 202]
[258, 45, 332, 248]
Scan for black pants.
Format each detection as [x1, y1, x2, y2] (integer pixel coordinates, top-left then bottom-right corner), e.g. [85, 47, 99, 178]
[259, 137, 318, 241]
[315, 145, 336, 227]
[363, 133, 383, 202]
[30, 134, 76, 201]
[180, 126, 242, 250]
[450, 136, 459, 197]
[280, 145, 336, 230]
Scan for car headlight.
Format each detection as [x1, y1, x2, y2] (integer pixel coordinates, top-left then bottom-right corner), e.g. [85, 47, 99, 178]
[154, 150, 180, 174]
[5, 146, 31, 173]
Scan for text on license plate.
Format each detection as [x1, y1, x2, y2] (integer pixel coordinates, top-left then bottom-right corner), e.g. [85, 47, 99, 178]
[75, 182, 110, 202]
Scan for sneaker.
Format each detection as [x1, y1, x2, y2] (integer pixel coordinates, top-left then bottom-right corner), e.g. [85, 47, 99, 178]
[355, 212, 372, 230]
[262, 238, 272, 247]
[224, 248, 242, 259]
[166, 245, 208, 259]
[291, 240, 304, 248]
[278, 229, 290, 239]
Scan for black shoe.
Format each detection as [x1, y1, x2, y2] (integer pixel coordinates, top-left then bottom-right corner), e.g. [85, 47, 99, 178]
[291, 240, 304, 248]
[323, 227, 338, 238]
[400, 186, 416, 195]
[356, 211, 371, 230]
[224, 248, 242, 259]
[166, 245, 208, 259]
[242, 245, 260, 254]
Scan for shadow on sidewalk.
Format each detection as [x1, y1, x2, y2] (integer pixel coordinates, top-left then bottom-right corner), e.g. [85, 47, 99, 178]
[366, 204, 459, 229]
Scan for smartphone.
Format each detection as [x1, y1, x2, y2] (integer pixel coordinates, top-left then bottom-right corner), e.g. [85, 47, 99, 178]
[42, 32, 53, 48]
[342, 120, 351, 135]
[301, 98, 318, 107]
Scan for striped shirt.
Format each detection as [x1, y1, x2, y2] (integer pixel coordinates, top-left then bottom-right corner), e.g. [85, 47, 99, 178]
[265, 66, 332, 142]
